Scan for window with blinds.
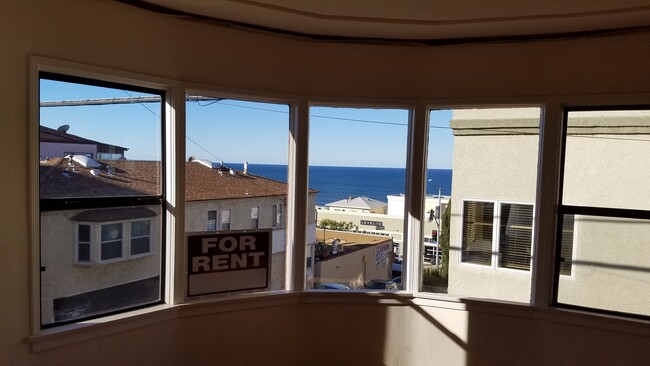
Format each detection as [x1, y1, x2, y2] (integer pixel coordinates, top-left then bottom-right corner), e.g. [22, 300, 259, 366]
[559, 214, 575, 276]
[461, 201, 494, 266]
[498, 203, 533, 270]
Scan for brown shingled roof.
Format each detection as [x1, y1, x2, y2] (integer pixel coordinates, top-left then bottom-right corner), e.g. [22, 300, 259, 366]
[184, 162, 288, 201]
[40, 158, 304, 201]
[40, 158, 161, 199]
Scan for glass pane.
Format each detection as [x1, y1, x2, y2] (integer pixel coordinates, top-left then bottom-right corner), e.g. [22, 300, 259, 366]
[461, 201, 494, 266]
[425, 107, 541, 304]
[131, 220, 150, 237]
[101, 240, 122, 260]
[498, 203, 533, 271]
[38, 75, 163, 327]
[309, 107, 408, 290]
[78, 243, 90, 262]
[563, 110, 650, 211]
[131, 237, 150, 255]
[40, 206, 162, 326]
[185, 97, 290, 293]
[39, 78, 162, 198]
[557, 215, 650, 316]
[78, 224, 90, 242]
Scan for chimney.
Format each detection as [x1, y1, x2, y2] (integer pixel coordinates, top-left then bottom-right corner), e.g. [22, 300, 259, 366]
[244, 161, 248, 174]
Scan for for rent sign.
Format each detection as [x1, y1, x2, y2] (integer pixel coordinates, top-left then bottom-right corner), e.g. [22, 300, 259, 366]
[186, 230, 271, 297]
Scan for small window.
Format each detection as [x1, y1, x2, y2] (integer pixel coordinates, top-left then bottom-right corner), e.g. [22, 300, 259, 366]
[461, 201, 494, 266]
[100, 223, 123, 261]
[251, 206, 259, 229]
[207, 210, 217, 231]
[130, 220, 151, 256]
[498, 203, 533, 271]
[272, 204, 282, 228]
[559, 214, 575, 276]
[221, 209, 231, 231]
[77, 224, 91, 262]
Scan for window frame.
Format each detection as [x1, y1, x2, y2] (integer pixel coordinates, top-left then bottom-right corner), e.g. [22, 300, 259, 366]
[460, 199, 537, 272]
[221, 209, 231, 231]
[552, 105, 650, 320]
[34, 68, 169, 329]
[459, 199, 497, 267]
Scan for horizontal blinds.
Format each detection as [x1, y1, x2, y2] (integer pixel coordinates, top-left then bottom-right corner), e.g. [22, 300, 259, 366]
[499, 203, 533, 270]
[559, 214, 575, 275]
[461, 201, 494, 266]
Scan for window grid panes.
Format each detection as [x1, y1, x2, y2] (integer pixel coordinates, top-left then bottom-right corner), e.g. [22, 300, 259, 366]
[461, 201, 494, 266]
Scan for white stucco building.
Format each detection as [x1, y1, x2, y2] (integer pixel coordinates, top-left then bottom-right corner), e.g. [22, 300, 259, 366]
[447, 108, 650, 316]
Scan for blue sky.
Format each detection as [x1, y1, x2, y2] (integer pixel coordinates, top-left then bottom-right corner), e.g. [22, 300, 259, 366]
[40, 79, 454, 168]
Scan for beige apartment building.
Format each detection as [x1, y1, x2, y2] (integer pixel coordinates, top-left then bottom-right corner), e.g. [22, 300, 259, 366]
[448, 108, 650, 315]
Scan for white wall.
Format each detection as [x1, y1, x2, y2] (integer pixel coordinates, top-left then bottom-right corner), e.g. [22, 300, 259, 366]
[3, 1, 650, 365]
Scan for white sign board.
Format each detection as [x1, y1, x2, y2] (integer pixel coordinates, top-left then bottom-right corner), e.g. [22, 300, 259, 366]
[186, 230, 271, 297]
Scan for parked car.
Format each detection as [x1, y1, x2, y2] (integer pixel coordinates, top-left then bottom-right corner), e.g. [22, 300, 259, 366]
[316, 283, 351, 290]
[364, 279, 398, 290]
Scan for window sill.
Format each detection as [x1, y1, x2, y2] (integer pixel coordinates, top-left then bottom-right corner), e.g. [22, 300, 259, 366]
[29, 304, 178, 353]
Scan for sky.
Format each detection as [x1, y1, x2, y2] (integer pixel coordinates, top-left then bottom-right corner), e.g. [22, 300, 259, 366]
[40, 79, 455, 169]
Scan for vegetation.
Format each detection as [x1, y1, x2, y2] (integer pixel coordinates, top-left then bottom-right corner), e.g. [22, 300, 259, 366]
[422, 266, 448, 288]
[423, 200, 451, 290]
[439, 200, 451, 278]
[317, 219, 357, 232]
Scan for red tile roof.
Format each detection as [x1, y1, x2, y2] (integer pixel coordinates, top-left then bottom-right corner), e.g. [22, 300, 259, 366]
[40, 158, 312, 201]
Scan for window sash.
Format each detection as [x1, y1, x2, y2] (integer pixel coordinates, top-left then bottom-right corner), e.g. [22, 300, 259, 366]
[498, 203, 533, 271]
[461, 201, 494, 266]
[207, 210, 217, 231]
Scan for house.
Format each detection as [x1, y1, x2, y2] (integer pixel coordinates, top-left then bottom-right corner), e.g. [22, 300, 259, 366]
[5, 1, 650, 365]
[317, 194, 449, 262]
[325, 196, 387, 214]
[39, 156, 317, 324]
[313, 231, 394, 289]
[40, 125, 129, 160]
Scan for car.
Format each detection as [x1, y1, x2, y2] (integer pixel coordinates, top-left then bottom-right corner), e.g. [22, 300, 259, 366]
[364, 279, 398, 290]
[316, 283, 351, 290]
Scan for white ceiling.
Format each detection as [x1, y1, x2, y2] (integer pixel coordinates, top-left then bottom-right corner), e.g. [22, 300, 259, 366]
[138, 0, 650, 40]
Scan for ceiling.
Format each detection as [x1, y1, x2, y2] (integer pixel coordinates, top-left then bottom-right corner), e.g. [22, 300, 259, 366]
[125, 0, 650, 41]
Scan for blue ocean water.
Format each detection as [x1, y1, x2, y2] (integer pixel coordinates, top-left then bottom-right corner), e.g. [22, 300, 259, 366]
[229, 163, 452, 206]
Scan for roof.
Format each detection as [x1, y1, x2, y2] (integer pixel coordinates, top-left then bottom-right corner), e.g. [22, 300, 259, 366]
[325, 196, 387, 210]
[40, 125, 128, 152]
[40, 158, 313, 201]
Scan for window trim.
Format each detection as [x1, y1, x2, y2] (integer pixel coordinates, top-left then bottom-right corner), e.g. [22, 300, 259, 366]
[28, 56, 650, 340]
[460, 199, 537, 272]
[459, 199, 497, 268]
[74, 218, 155, 264]
[32, 61, 171, 331]
[553, 105, 650, 320]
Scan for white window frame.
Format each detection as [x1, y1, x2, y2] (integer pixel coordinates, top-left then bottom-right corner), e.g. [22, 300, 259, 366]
[76, 224, 91, 263]
[130, 219, 152, 257]
[251, 206, 259, 229]
[74, 218, 154, 264]
[221, 209, 231, 231]
[459, 199, 536, 272]
[99, 222, 124, 262]
[459, 199, 497, 268]
[495, 201, 535, 272]
[30, 58, 173, 333]
[207, 210, 218, 231]
[273, 203, 283, 228]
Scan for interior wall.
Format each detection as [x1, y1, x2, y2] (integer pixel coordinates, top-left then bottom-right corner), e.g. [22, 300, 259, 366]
[2, 0, 650, 365]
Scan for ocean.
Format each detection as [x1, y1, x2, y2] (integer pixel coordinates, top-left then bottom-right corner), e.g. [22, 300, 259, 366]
[229, 163, 452, 206]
